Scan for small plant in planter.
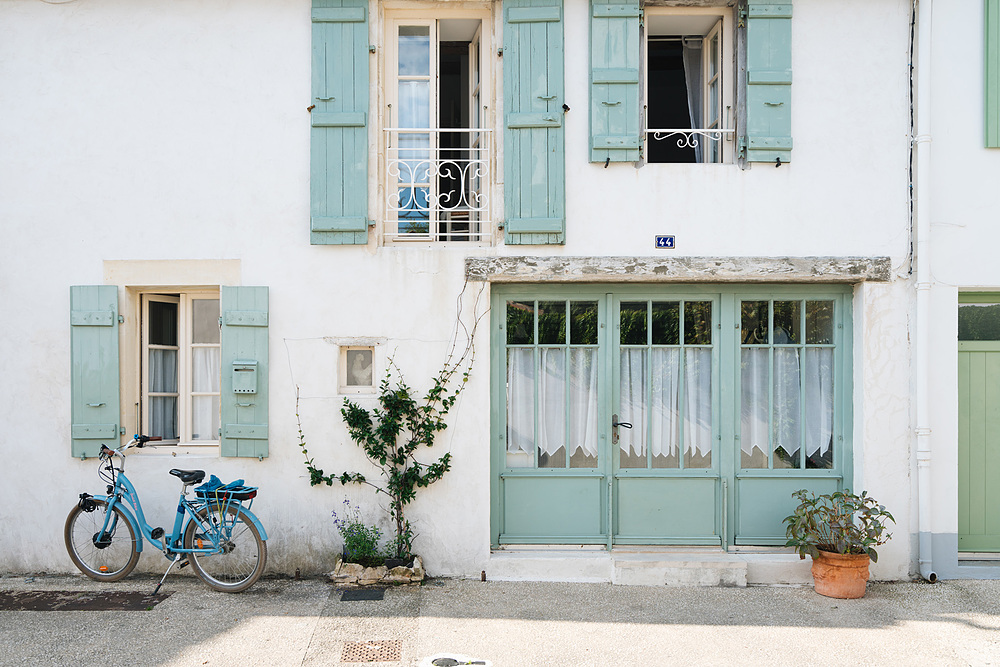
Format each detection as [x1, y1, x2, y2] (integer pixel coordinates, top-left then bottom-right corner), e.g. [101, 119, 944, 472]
[331, 499, 386, 568]
[783, 489, 895, 599]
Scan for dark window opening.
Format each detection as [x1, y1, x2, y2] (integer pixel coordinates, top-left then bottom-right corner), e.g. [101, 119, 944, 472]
[646, 39, 696, 164]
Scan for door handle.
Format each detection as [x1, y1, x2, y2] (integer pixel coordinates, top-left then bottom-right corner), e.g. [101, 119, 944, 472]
[611, 414, 632, 444]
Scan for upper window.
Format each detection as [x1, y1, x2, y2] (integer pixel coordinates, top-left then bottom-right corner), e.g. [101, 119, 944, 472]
[383, 10, 493, 242]
[141, 291, 220, 445]
[645, 8, 734, 164]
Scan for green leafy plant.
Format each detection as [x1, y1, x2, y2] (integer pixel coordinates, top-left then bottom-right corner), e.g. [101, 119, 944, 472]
[783, 489, 895, 562]
[332, 498, 386, 567]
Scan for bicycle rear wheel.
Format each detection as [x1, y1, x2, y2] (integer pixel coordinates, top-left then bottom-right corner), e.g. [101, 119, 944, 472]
[64, 499, 140, 582]
[183, 505, 266, 593]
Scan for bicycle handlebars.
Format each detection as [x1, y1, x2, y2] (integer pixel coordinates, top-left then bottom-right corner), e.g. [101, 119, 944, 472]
[100, 435, 163, 459]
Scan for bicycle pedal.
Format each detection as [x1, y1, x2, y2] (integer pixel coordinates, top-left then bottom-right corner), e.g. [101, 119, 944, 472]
[178, 559, 189, 569]
[150, 527, 164, 540]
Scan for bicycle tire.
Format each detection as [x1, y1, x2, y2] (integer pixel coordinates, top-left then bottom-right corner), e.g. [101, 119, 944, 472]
[64, 499, 140, 582]
[183, 505, 266, 593]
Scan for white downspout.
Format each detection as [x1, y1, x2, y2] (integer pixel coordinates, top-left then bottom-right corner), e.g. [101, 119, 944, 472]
[914, 0, 937, 583]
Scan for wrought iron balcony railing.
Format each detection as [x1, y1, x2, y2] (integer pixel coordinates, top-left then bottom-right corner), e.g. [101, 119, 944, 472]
[384, 128, 492, 242]
[646, 128, 735, 163]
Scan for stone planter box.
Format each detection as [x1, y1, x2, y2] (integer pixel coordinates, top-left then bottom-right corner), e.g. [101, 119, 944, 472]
[329, 554, 425, 585]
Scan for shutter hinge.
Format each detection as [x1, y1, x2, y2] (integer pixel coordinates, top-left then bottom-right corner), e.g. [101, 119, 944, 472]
[120, 427, 126, 435]
[368, 219, 376, 228]
[738, 136, 747, 159]
[259, 455, 264, 462]
[118, 315, 124, 324]
[738, 4, 748, 26]
[369, 44, 376, 53]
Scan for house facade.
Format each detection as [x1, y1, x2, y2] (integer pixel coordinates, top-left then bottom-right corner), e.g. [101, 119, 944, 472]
[2, 0, 983, 584]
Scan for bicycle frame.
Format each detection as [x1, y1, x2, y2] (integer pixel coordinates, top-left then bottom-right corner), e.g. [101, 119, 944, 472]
[91, 448, 267, 559]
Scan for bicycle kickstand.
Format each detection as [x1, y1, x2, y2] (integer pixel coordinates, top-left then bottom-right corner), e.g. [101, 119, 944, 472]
[153, 554, 186, 595]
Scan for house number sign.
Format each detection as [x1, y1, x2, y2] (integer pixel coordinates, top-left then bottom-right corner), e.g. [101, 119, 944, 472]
[655, 235, 675, 249]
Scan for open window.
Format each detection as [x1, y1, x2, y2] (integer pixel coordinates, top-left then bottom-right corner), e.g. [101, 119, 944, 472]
[140, 291, 221, 444]
[384, 11, 492, 242]
[645, 8, 734, 164]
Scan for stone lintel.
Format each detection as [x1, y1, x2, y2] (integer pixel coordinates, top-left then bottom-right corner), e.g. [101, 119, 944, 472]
[465, 256, 892, 284]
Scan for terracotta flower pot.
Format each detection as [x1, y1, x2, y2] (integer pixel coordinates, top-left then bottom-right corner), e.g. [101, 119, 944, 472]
[810, 550, 871, 599]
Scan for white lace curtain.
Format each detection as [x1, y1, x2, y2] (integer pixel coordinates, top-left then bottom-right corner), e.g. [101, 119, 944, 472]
[149, 348, 220, 441]
[741, 348, 834, 464]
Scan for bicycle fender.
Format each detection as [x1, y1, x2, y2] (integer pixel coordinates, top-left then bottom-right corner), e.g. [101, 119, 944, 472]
[238, 507, 268, 541]
[92, 495, 145, 553]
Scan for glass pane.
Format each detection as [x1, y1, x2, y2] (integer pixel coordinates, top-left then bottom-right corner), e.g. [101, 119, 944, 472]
[649, 348, 679, 469]
[397, 132, 430, 183]
[740, 348, 768, 468]
[570, 301, 598, 345]
[192, 348, 220, 393]
[507, 301, 534, 345]
[806, 300, 835, 344]
[150, 396, 177, 440]
[620, 302, 647, 345]
[804, 348, 834, 469]
[148, 300, 177, 346]
[398, 80, 430, 128]
[958, 303, 1000, 341]
[149, 349, 177, 393]
[684, 301, 713, 345]
[192, 299, 220, 344]
[741, 301, 769, 345]
[651, 302, 679, 345]
[506, 348, 534, 467]
[773, 348, 802, 469]
[191, 395, 220, 441]
[538, 301, 567, 345]
[538, 349, 566, 467]
[344, 349, 374, 387]
[398, 26, 430, 76]
[684, 348, 712, 469]
[569, 348, 599, 468]
[773, 301, 801, 344]
[397, 187, 429, 234]
[619, 348, 647, 468]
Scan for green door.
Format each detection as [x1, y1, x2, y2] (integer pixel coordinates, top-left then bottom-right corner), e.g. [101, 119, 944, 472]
[491, 286, 851, 548]
[958, 296, 1000, 552]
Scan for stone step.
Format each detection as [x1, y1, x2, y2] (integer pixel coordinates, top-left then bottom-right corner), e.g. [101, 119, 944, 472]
[487, 549, 813, 587]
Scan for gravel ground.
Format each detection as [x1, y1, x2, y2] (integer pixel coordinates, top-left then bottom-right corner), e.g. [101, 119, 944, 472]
[0, 574, 998, 666]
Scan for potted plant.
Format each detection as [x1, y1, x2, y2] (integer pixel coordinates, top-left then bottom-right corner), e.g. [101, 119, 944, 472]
[783, 489, 895, 599]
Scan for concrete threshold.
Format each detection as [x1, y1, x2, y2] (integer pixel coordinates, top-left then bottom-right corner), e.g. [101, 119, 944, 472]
[487, 547, 813, 587]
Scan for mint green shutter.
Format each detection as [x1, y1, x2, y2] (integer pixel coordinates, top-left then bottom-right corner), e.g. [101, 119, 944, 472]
[590, 0, 641, 163]
[311, 0, 369, 245]
[745, 1, 792, 163]
[220, 287, 268, 458]
[504, 0, 566, 245]
[70, 286, 120, 458]
[988, 0, 1000, 147]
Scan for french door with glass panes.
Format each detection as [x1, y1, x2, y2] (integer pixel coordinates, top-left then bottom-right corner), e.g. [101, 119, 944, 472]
[491, 286, 852, 548]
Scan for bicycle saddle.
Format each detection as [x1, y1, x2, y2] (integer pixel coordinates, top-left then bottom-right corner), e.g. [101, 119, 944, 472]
[169, 469, 206, 484]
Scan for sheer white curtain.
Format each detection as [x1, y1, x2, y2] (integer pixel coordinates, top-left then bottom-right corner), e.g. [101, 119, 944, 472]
[506, 349, 535, 465]
[192, 348, 221, 441]
[538, 349, 567, 458]
[619, 349, 648, 460]
[569, 349, 599, 459]
[149, 349, 177, 439]
[740, 349, 769, 461]
[649, 349, 679, 459]
[681, 37, 704, 163]
[804, 348, 834, 463]
[685, 349, 713, 459]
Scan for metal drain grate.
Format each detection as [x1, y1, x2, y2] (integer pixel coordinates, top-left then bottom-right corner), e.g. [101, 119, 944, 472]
[341, 588, 385, 601]
[341, 640, 402, 663]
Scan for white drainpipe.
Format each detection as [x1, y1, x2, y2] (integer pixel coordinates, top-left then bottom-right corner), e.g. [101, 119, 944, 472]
[914, 0, 937, 583]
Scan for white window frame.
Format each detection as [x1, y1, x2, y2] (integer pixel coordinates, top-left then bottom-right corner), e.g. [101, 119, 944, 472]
[380, 4, 495, 244]
[643, 6, 735, 164]
[139, 290, 221, 447]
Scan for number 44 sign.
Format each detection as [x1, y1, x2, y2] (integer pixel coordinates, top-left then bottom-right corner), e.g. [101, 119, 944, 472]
[655, 235, 675, 249]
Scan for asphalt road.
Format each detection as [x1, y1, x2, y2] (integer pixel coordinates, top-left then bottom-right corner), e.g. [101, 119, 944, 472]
[0, 574, 998, 666]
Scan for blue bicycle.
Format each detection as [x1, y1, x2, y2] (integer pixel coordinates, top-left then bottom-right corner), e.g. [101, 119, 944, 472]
[64, 434, 268, 593]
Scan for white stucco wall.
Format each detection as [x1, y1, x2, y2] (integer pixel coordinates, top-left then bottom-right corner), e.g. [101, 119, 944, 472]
[916, 0, 1000, 578]
[0, 0, 916, 579]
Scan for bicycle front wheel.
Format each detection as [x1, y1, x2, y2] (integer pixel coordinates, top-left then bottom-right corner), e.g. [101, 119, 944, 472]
[183, 505, 266, 593]
[64, 499, 140, 582]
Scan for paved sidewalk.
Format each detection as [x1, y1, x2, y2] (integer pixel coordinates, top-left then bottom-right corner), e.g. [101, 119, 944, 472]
[0, 574, 998, 666]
